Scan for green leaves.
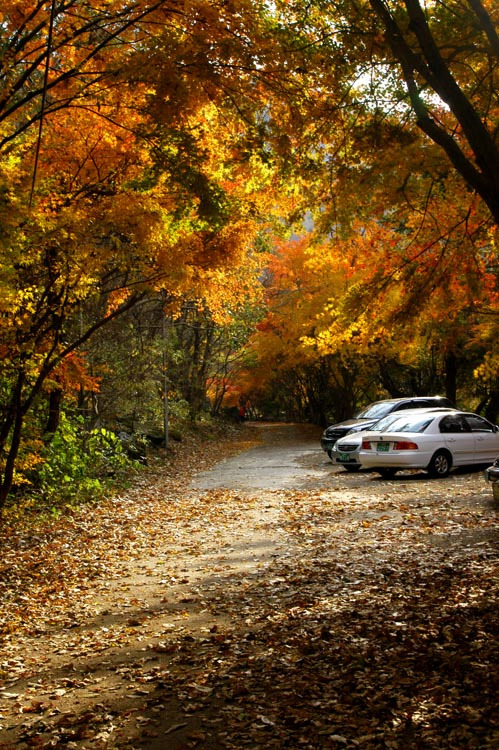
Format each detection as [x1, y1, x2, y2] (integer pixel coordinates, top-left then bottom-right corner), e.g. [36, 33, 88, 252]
[37, 415, 137, 505]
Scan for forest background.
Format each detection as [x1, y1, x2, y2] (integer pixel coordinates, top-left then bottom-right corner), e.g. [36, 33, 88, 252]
[1, 0, 499, 514]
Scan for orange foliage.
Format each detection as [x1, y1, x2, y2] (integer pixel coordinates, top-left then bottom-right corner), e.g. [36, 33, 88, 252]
[50, 352, 100, 395]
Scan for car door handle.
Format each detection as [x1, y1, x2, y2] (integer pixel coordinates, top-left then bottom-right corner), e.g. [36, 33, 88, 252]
[446, 437, 457, 442]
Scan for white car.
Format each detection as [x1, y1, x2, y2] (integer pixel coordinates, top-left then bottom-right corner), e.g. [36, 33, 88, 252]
[356, 410, 499, 478]
[331, 407, 456, 472]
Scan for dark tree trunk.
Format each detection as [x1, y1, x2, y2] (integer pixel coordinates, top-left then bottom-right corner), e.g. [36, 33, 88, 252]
[484, 389, 499, 424]
[45, 389, 63, 436]
[444, 351, 458, 405]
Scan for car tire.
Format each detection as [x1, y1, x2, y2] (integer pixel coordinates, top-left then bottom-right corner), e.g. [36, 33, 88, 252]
[492, 483, 499, 502]
[344, 464, 361, 473]
[378, 467, 397, 479]
[428, 450, 452, 478]
[327, 450, 334, 461]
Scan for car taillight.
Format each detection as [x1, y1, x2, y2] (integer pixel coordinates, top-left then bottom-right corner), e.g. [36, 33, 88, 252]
[393, 441, 418, 450]
[361, 440, 372, 449]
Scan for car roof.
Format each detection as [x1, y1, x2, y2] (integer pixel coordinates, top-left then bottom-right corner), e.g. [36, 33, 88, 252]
[381, 406, 454, 413]
[450, 410, 494, 421]
[367, 396, 450, 405]
[389, 409, 486, 420]
[371, 406, 457, 423]
[362, 409, 491, 434]
[380, 408, 458, 422]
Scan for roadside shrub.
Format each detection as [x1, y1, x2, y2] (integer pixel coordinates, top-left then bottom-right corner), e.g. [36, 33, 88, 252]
[37, 414, 138, 505]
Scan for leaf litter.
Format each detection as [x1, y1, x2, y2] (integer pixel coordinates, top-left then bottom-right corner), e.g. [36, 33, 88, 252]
[0, 424, 498, 749]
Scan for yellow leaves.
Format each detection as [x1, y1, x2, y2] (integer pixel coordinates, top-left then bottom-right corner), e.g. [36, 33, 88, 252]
[304, 312, 389, 359]
[99, 193, 162, 250]
[0, 284, 20, 318]
[0, 284, 41, 332]
[474, 354, 499, 386]
[240, 154, 275, 198]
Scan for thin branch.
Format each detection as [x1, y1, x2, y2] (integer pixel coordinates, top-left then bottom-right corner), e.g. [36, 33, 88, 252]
[29, 0, 57, 209]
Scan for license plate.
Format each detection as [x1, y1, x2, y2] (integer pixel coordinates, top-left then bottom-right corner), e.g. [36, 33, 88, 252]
[338, 452, 350, 462]
[376, 442, 390, 452]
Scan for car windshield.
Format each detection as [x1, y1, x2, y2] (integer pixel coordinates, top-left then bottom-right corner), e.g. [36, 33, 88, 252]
[379, 415, 434, 433]
[357, 401, 399, 419]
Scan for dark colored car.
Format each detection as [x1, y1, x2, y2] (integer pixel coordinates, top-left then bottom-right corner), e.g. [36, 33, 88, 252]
[320, 395, 455, 459]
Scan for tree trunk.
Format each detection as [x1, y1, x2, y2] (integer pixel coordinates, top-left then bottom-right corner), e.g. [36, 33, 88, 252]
[484, 388, 499, 424]
[444, 351, 458, 405]
[0, 373, 25, 513]
[45, 389, 63, 436]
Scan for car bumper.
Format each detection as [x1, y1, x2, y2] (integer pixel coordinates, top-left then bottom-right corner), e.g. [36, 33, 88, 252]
[357, 449, 432, 470]
[485, 464, 499, 500]
[485, 465, 499, 480]
[321, 438, 337, 452]
[333, 458, 362, 469]
[331, 449, 362, 467]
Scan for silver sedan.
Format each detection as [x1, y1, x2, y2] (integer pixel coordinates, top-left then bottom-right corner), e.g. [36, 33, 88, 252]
[356, 410, 499, 478]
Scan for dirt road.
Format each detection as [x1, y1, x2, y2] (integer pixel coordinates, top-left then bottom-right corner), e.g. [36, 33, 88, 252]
[194, 421, 496, 506]
[0, 422, 498, 749]
[192, 422, 330, 491]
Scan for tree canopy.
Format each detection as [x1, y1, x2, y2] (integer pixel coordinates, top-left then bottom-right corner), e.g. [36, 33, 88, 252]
[1, 0, 499, 506]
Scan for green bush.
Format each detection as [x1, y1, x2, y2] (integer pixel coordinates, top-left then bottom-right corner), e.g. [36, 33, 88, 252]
[37, 414, 138, 505]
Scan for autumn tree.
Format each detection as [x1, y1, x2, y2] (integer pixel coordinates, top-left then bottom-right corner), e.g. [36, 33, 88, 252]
[0, 0, 281, 508]
[240, 235, 383, 423]
[3, 0, 499, 507]
[242, 190, 499, 421]
[261, 0, 499, 223]
[230, 0, 499, 422]
[366, 0, 499, 223]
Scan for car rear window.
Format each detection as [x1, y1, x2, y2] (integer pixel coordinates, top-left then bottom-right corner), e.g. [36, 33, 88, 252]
[380, 416, 434, 433]
[373, 413, 411, 431]
[464, 414, 495, 432]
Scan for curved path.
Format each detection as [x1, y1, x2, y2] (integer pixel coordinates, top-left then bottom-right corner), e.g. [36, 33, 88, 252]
[192, 422, 332, 491]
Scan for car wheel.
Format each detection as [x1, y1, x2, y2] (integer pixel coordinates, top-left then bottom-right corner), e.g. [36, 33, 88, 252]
[492, 483, 499, 502]
[344, 464, 361, 473]
[327, 450, 334, 461]
[428, 450, 452, 478]
[378, 467, 397, 479]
